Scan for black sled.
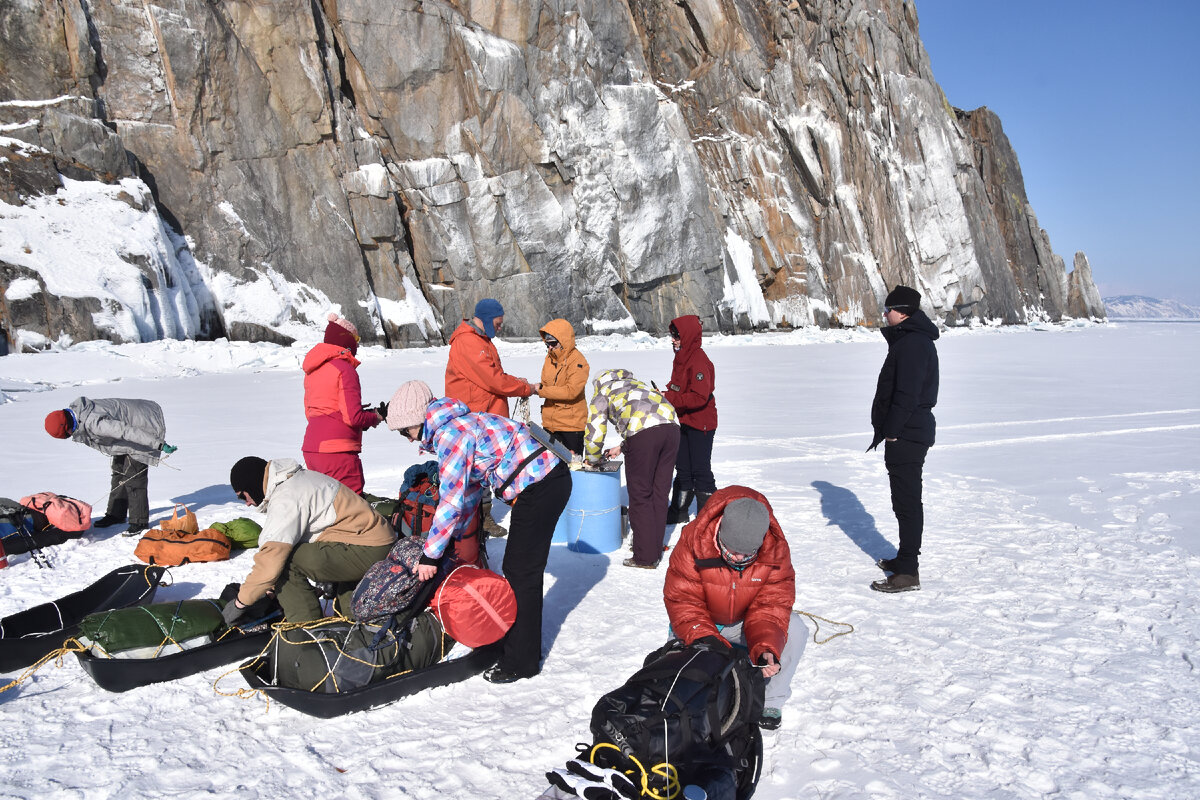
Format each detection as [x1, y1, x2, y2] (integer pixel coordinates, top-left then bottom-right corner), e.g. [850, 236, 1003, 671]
[238, 640, 501, 718]
[75, 617, 280, 693]
[0, 564, 164, 673]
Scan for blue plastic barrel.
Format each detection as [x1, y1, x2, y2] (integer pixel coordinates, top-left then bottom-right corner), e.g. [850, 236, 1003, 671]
[555, 465, 623, 553]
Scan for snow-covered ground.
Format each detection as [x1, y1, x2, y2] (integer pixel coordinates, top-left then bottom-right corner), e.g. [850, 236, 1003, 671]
[1, 321, 1197, 799]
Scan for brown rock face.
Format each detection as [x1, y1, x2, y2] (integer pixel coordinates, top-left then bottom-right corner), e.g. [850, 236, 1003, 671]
[0, 0, 1103, 350]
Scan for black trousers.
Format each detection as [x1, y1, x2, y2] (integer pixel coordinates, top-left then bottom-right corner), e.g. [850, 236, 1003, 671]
[674, 424, 716, 493]
[499, 461, 572, 675]
[885, 439, 929, 574]
[547, 429, 584, 455]
[108, 455, 150, 526]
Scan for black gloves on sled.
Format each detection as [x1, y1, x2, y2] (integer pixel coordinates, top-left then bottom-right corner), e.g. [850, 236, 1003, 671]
[221, 597, 247, 626]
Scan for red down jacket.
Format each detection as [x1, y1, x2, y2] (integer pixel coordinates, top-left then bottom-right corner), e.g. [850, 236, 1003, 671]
[663, 485, 796, 663]
[664, 315, 717, 431]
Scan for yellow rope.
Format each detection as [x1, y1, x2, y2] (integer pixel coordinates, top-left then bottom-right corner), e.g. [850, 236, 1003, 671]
[795, 609, 855, 644]
[0, 638, 88, 693]
[588, 742, 681, 800]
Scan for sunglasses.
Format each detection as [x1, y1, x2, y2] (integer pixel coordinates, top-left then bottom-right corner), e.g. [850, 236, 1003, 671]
[401, 425, 422, 442]
[542, 335, 560, 348]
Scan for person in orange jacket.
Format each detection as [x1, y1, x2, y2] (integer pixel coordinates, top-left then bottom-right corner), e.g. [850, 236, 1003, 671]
[536, 319, 590, 455]
[663, 486, 803, 731]
[301, 313, 383, 494]
[444, 299, 536, 417]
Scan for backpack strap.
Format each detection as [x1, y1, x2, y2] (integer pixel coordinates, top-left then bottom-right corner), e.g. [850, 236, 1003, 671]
[493, 446, 547, 501]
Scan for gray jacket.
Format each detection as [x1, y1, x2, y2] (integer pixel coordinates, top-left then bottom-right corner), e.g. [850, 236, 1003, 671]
[69, 397, 166, 466]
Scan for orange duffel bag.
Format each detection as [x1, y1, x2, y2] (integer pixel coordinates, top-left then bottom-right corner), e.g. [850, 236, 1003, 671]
[133, 527, 232, 566]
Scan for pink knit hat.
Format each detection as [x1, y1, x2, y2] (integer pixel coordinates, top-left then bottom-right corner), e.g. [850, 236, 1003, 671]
[324, 312, 359, 354]
[387, 380, 435, 431]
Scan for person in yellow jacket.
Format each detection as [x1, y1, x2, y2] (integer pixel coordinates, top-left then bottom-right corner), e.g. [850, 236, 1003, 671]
[536, 319, 590, 455]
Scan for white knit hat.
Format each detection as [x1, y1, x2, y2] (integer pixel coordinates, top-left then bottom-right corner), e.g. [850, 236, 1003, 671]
[387, 380, 435, 430]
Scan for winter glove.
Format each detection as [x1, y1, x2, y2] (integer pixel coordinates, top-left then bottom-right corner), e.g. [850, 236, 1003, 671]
[221, 598, 247, 627]
[697, 634, 732, 652]
[565, 760, 638, 799]
[376, 401, 389, 420]
[218, 582, 241, 604]
[546, 759, 636, 800]
[161, 443, 178, 455]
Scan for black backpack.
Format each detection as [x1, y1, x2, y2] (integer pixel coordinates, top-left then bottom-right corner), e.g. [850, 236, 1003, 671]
[588, 640, 765, 799]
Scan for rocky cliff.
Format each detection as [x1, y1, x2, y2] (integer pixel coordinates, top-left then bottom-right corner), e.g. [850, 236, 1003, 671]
[0, 0, 1106, 351]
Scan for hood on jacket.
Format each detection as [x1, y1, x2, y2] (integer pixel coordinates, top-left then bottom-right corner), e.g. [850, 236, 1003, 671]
[302, 342, 359, 374]
[882, 308, 941, 345]
[593, 368, 637, 396]
[260, 458, 304, 510]
[421, 396, 472, 449]
[449, 319, 489, 347]
[540, 319, 577, 359]
[670, 315, 704, 357]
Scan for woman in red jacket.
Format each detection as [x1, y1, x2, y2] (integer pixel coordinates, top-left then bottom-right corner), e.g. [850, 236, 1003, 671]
[301, 313, 383, 493]
[663, 315, 717, 524]
[663, 486, 803, 730]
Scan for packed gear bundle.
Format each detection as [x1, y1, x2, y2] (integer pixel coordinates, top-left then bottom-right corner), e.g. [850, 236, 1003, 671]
[583, 640, 766, 800]
[77, 599, 226, 658]
[132, 507, 232, 566]
[430, 564, 517, 648]
[265, 611, 449, 693]
[1, 494, 91, 568]
[0, 564, 164, 673]
[364, 461, 486, 567]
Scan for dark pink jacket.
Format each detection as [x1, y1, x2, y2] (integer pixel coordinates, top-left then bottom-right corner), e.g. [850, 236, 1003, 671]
[302, 343, 381, 453]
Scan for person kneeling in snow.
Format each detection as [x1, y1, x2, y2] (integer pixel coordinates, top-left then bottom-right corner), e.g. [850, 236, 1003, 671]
[223, 457, 395, 624]
[664, 486, 802, 731]
[44, 397, 175, 535]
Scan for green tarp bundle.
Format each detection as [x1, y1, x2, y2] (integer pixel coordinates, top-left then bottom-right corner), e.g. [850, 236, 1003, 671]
[78, 599, 225, 656]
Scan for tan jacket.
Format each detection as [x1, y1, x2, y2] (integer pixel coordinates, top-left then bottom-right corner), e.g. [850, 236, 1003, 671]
[237, 459, 395, 605]
[537, 319, 590, 432]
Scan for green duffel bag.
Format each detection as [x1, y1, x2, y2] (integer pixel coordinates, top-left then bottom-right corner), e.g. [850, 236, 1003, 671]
[210, 518, 262, 549]
[78, 599, 225, 656]
[269, 611, 450, 693]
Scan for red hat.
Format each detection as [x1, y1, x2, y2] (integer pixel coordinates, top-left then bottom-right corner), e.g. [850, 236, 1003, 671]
[324, 312, 359, 355]
[45, 410, 73, 439]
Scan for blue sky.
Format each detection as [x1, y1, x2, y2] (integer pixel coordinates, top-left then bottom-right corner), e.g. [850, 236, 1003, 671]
[914, 0, 1200, 304]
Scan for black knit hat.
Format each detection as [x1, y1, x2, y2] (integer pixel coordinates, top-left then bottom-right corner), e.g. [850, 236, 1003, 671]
[884, 285, 921, 312]
[230, 456, 268, 505]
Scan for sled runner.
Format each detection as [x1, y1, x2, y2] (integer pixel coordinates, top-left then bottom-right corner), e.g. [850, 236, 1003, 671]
[238, 639, 501, 718]
[75, 615, 280, 693]
[0, 564, 164, 673]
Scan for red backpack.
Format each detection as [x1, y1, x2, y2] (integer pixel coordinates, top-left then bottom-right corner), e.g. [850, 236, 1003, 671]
[20, 492, 92, 532]
[391, 461, 484, 568]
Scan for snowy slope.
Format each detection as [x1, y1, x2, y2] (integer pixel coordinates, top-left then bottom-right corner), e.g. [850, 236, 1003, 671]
[1104, 295, 1200, 320]
[1, 321, 1198, 799]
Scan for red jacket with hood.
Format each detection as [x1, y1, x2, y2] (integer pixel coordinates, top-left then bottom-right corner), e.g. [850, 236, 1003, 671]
[663, 485, 796, 663]
[302, 343, 381, 453]
[664, 314, 717, 431]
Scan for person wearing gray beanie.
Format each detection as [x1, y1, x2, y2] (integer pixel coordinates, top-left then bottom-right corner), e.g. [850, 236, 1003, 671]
[663, 486, 803, 731]
[868, 284, 940, 593]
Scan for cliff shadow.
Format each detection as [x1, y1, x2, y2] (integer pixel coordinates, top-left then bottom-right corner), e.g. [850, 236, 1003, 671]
[811, 480, 894, 561]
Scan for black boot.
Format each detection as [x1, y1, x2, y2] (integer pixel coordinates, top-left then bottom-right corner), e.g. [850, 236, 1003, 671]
[694, 492, 712, 514]
[666, 485, 695, 525]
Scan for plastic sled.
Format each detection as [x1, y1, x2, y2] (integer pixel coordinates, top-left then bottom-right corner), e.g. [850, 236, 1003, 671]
[75, 618, 279, 693]
[0, 564, 165, 673]
[238, 641, 501, 718]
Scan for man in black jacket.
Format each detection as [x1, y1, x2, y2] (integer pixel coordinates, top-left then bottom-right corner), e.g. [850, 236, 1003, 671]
[868, 286, 939, 592]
